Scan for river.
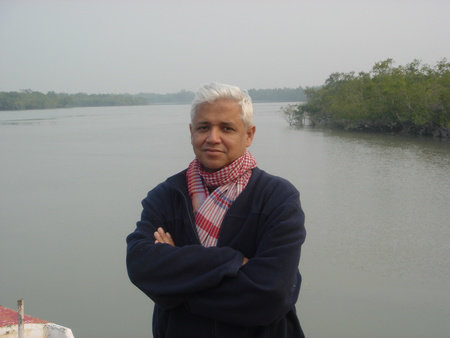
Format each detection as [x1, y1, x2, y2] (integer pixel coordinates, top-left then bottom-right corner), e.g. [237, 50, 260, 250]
[1, 103, 449, 337]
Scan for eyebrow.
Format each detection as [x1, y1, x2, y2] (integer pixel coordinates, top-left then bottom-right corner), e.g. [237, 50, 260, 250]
[195, 121, 237, 126]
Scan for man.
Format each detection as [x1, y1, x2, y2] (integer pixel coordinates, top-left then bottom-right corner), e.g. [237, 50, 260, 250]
[126, 83, 306, 337]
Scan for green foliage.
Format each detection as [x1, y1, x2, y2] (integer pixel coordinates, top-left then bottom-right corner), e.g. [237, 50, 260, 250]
[248, 87, 305, 102]
[289, 59, 450, 135]
[0, 87, 305, 111]
[0, 91, 147, 111]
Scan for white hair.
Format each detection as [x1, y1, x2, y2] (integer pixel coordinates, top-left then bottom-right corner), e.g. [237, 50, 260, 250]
[190, 83, 254, 127]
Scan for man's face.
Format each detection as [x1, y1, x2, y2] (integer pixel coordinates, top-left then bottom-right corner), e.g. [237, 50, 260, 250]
[190, 98, 256, 172]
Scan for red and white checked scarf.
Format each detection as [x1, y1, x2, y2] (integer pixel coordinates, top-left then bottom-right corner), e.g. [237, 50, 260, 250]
[186, 150, 257, 247]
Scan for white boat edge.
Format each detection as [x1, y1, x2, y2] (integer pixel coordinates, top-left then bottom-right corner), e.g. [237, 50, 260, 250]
[0, 322, 74, 338]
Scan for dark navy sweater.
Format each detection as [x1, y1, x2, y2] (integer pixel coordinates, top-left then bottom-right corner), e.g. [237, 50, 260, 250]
[126, 167, 306, 337]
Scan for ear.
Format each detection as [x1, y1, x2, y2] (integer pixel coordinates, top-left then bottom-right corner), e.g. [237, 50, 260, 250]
[189, 124, 193, 144]
[245, 125, 256, 147]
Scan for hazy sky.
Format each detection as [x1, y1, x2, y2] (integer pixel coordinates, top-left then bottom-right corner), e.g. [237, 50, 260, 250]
[1, 0, 449, 94]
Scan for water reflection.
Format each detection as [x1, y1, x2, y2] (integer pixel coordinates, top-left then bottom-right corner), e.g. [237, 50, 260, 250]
[1, 104, 449, 338]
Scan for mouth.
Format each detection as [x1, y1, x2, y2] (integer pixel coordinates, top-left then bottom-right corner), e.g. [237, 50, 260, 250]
[203, 148, 223, 154]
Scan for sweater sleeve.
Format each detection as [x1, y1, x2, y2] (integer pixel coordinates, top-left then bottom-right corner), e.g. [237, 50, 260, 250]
[126, 184, 245, 309]
[185, 189, 306, 327]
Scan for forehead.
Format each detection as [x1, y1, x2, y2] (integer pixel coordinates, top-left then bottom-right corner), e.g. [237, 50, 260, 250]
[194, 99, 243, 123]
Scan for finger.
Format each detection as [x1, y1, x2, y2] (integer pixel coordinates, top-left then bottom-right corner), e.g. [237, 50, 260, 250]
[165, 232, 175, 246]
[156, 227, 166, 237]
[158, 228, 169, 240]
[155, 228, 170, 244]
[153, 231, 166, 243]
[158, 228, 170, 242]
[154, 227, 175, 246]
[154, 230, 164, 243]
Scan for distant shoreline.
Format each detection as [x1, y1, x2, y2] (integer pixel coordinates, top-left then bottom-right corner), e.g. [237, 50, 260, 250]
[0, 87, 305, 111]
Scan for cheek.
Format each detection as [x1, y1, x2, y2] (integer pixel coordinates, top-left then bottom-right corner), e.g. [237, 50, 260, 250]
[191, 134, 203, 147]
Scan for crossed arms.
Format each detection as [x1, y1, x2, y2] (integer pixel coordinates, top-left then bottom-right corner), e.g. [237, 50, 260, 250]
[126, 176, 305, 326]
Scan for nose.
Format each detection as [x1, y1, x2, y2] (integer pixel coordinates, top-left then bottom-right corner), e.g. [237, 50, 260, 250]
[206, 127, 220, 144]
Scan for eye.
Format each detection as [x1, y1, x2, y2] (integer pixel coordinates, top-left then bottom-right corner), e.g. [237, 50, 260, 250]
[197, 125, 208, 131]
[223, 126, 234, 132]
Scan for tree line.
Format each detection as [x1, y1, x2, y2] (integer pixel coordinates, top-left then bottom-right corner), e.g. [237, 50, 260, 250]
[0, 87, 305, 111]
[136, 87, 306, 104]
[285, 59, 449, 137]
[0, 91, 148, 111]
[248, 87, 305, 102]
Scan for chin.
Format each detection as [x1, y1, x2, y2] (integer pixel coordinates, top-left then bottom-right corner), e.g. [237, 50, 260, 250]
[199, 159, 225, 172]
[202, 164, 223, 172]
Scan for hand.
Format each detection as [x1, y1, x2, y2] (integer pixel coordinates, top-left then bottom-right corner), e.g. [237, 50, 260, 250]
[242, 257, 249, 266]
[154, 227, 175, 247]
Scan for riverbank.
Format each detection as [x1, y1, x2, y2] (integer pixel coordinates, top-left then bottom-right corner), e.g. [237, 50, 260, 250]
[311, 119, 449, 138]
[283, 106, 449, 138]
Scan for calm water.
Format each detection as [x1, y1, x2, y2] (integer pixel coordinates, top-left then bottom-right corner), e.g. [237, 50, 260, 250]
[1, 104, 449, 338]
